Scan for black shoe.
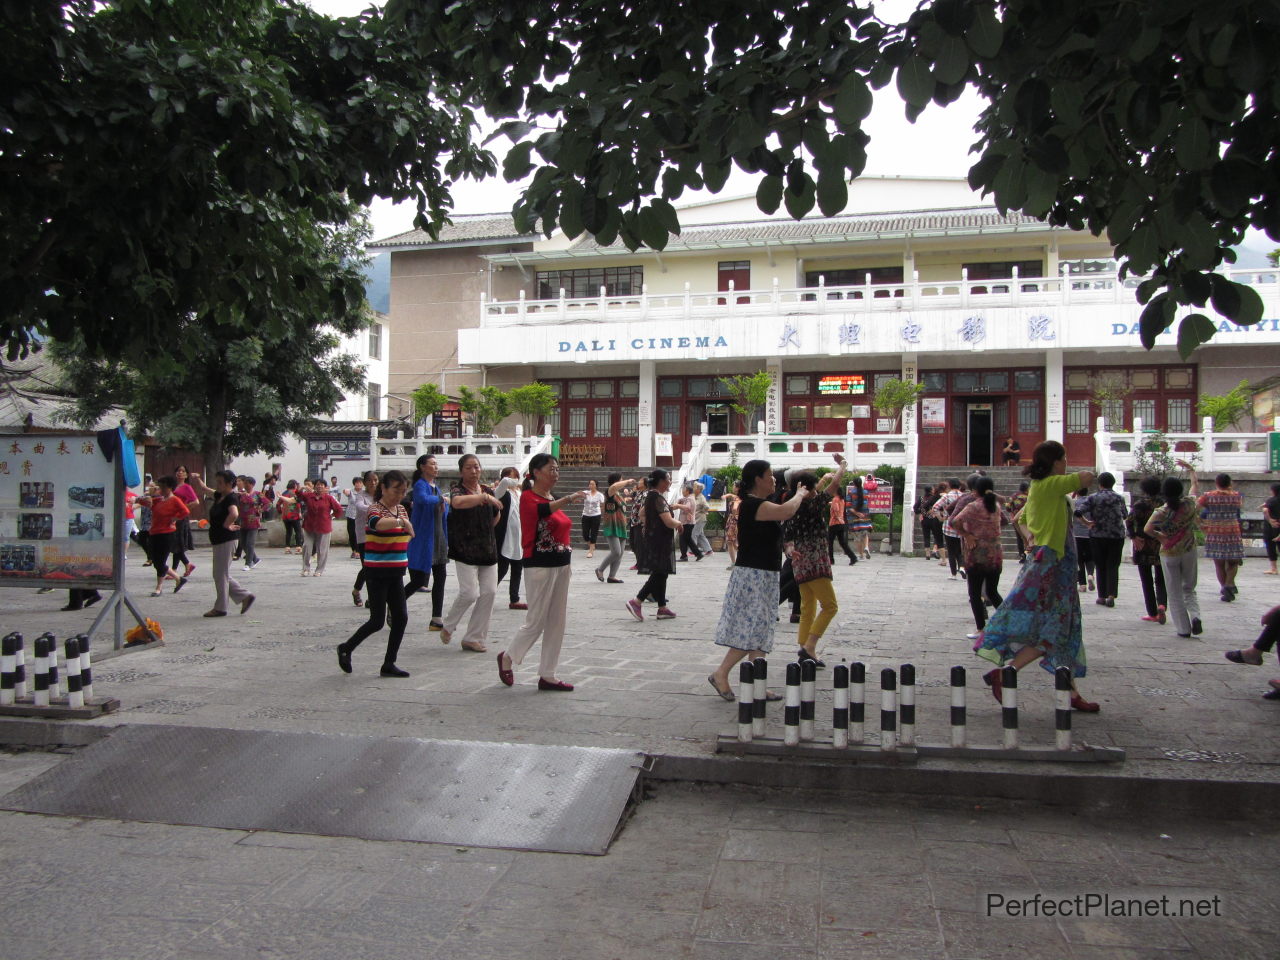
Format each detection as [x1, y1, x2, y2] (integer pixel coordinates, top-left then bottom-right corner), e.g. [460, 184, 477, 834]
[849, 557, 857, 565]
[84, 592, 102, 608]
[1106, 598, 1115, 608]
[959, 569, 967, 580]
[380, 664, 410, 678]
[60, 604, 83, 612]
[1191, 618, 1204, 636]
[337, 645, 352, 674]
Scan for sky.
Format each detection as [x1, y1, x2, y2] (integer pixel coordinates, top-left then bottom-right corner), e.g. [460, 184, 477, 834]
[305, 0, 989, 242]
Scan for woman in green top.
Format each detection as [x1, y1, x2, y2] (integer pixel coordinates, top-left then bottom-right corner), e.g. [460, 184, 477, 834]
[594, 473, 636, 584]
[973, 440, 1100, 712]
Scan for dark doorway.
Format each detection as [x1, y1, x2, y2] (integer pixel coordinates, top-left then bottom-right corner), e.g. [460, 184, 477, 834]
[705, 403, 731, 436]
[967, 405, 993, 466]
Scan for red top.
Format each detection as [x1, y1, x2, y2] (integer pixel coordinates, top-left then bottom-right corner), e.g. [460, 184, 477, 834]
[299, 491, 342, 534]
[173, 482, 198, 505]
[124, 489, 137, 520]
[149, 494, 190, 535]
[520, 488, 572, 567]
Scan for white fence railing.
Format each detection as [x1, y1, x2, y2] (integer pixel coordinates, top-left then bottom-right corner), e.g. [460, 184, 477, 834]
[694, 421, 911, 473]
[1097, 417, 1271, 474]
[480, 266, 1280, 327]
[370, 424, 554, 476]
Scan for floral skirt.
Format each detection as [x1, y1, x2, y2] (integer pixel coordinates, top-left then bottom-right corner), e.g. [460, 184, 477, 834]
[713, 566, 779, 653]
[973, 536, 1086, 678]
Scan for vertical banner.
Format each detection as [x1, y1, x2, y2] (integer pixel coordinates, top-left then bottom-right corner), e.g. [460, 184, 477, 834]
[0, 435, 117, 587]
[921, 397, 947, 431]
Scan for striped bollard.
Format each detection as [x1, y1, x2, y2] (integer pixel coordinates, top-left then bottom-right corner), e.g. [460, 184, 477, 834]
[751, 657, 768, 737]
[737, 661, 754, 742]
[64, 637, 84, 710]
[1, 633, 17, 705]
[13, 632, 26, 699]
[899, 663, 916, 747]
[1001, 665, 1018, 750]
[1054, 667, 1072, 751]
[880, 668, 897, 752]
[33, 636, 51, 707]
[832, 664, 849, 749]
[77, 635, 93, 703]
[950, 665, 967, 747]
[850, 662, 866, 745]
[42, 633, 59, 699]
[799, 658, 816, 741]
[783, 662, 801, 747]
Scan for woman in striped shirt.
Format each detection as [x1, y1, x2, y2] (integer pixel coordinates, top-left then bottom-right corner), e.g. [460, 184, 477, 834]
[337, 471, 414, 678]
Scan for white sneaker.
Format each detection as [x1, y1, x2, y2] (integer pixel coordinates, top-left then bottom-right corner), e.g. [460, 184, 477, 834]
[966, 632, 980, 640]
[242, 565, 251, 571]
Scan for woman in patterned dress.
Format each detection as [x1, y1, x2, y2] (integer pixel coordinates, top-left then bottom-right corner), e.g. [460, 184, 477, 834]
[973, 441, 1100, 712]
[783, 455, 848, 666]
[1145, 465, 1204, 638]
[951, 476, 1010, 639]
[723, 490, 741, 564]
[1198, 473, 1244, 602]
[707, 459, 809, 700]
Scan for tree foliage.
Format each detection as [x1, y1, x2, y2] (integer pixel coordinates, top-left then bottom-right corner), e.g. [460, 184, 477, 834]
[506, 382, 559, 435]
[719, 371, 774, 430]
[456, 385, 511, 435]
[872, 378, 927, 428]
[410, 382, 448, 424]
[1197, 379, 1254, 431]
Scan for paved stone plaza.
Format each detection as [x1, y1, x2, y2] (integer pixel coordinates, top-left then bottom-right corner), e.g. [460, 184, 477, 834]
[1, 544, 1278, 959]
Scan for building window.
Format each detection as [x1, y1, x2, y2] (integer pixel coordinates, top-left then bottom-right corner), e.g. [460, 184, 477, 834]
[1101, 399, 1125, 431]
[660, 404, 681, 434]
[1014, 370, 1043, 392]
[963, 260, 1044, 287]
[546, 382, 563, 398]
[787, 405, 809, 433]
[953, 371, 979, 392]
[592, 380, 614, 398]
[804, 266, 905, 299]
[594, 407, 612, 435]
[1167, 398, 1192, 432]
[688, 378, 711, 397]
[568, 407, 587, 438]
[567, 381, 590, 399]
[1065, 370, 1091, 390]
[536, 266, 644, 299]
[1066, 399, 1090, 434]
[1165, 367, 1194, 390]
[1017, 398, 1041, 434]
[619, 380, 639, 398]
[873, 372, 897, 394]
[922, 372, 947, 393]
[1131, 369, 1158, 389]
[366, 382, 381, 420]
[1132, 398, 1156, 429]
[368, 323, 383, 360]
[545, 410, 560, 436]
[786, 375, 810, 395]
[659, 378, 683, 398]
[994, 402, 1009, 437]
[620, 406, 639, 437]
[981, 372, 1009, 392]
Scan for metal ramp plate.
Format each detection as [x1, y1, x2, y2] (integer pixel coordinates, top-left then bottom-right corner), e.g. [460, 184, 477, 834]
[0, 724, 643, 855]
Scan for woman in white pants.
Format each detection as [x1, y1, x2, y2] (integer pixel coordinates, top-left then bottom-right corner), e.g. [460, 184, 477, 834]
[440, 455, 502, 653]
[690, 481, 714, 557]
[496, 454, 585, 691]
[1145, 467, 1203, 638]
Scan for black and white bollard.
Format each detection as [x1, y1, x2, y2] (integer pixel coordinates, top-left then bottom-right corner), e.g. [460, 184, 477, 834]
[850, 661, 866, 745]
[1, 633, 18, 706]
[737, 661, 754, 742]
[751, 657, 768, 738]
[783, 662, 801, 747]
[799, 658, 816, 741]
[832, 664, 849, 749]
[13, 632, 26, 700]
[1055, 667, 1072, 751]
[41, 632, 59, 699]
[77, 635, 93, 704]
[63, 637, 84, 710]
[32, 636, 50, 707]
[1001, 665, 1018, 750]
[880, 667, 897, 752]
[899, 663, 916, 747]
[950, 665, 967, 747]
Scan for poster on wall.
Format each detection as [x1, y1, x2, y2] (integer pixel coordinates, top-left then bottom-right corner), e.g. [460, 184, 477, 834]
[654, 433, 673, 457]
[921, 397, 947, 431]
[0, 435, 117, 586]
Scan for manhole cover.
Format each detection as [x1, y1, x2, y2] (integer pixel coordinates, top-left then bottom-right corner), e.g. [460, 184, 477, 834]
[1163, 749, 1247, 764]
[129, 699, 205, 715]
[94, 670, 162, 684]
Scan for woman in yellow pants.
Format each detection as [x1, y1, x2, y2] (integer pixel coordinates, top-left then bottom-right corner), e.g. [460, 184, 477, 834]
[783, 455, 848, 666]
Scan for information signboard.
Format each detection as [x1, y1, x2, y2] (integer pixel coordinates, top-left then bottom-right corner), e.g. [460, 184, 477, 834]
[850, 479, 894, 515]
[0, 435, 117, 587]
[818, 374, 866, 395]
[1270, 431, 1279, 471]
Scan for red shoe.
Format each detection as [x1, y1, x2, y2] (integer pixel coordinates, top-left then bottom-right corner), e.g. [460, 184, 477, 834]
[496, 651, 514, 687]
[983, 668, 1004, 705]
[1070, 694, 1100, 712]
[538, 677, 574, 692]
[1157, 605, 1167, 625]
[509, 602, 528, 610]
[1140, 615, 1160, 622]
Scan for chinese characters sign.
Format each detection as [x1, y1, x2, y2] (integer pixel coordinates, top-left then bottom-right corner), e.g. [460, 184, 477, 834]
[0, 435, 117, 586]
[818, 375, 867, 395]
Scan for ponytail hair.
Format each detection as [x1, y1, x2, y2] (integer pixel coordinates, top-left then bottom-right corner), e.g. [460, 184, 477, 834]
[974, 475, 997, 513]
[1024, 440, 1065, 480]
[523, 453, 558, 491]
[1161, 476, 1184, 511]
[374, 469, 407, 502]
[647, 468, 668, 487]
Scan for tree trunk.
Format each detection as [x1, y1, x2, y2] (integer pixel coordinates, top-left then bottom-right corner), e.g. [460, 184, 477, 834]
[204, 378, 229, 472]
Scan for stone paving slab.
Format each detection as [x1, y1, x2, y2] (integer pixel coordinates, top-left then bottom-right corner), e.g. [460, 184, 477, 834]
[0, 767, 1275, 960]
[0, 544, 1277, 785]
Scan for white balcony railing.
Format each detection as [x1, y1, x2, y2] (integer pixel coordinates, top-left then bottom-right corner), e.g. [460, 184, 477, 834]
[480, 266, 1280, 327]
[1100, 417, 1272, 474]
[370, 424, 554, 476]
[692, 421, 912, 472]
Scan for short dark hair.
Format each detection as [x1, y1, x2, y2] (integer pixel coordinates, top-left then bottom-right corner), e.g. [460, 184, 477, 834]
[1024, 441, 1066, 480]
[1140, 476, 1162, 497]
[1097, 472, 1115, 489]
[1215, 473, 1231, 489]
[214, 469, 237, 486]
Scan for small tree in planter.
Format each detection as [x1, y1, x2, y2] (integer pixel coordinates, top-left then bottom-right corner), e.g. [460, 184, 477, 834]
[457, 385, 510, 435]
[1197, 379, 1253, 431]
[872, 378, 926, 431]
[411, 382, 447, 426]
[719, 371, 773, 432]
[507, 382, 559, 436]
[1087, 371, 1133, 430]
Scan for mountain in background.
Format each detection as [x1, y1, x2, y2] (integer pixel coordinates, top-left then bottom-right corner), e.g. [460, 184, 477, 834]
[362, 252, 390, 314]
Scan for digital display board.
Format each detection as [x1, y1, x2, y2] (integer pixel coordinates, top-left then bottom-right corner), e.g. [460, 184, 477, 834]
[818, 375, 866, 395]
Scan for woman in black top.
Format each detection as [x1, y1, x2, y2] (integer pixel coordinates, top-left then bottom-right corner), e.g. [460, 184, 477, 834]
[707, 460, 809, 700]
[1264, 482, 1280, 576]
[440, 454, 502, 652]
[1002, 437, 1021, 465]
[202, 469, 254, 618]
[625, 469, 682, 621]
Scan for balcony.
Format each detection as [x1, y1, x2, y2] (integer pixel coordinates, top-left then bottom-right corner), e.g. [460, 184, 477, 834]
[480, 266, 1280, 328]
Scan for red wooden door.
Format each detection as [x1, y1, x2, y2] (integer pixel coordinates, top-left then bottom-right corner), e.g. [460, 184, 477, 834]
[718, 260, 751, 304]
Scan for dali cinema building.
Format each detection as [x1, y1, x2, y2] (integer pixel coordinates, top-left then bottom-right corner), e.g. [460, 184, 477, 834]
[372, 176, 1280, 471]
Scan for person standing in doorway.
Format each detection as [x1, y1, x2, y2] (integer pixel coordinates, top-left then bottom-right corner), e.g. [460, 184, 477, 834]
[1076, 472, 1128, 607]
[495, 454, 585, 691]
[201, 470, 254, 618]
[580, 479, 604, 559]
[494, 466, 527, 609]
[441, 455, 501, 653]
[298, 478, 342, 576]
[405, 454, 449, 631]
[626, 469, 682, 621]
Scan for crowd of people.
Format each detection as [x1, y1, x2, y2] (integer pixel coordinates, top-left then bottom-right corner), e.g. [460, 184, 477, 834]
[109, 445, 1277, 705]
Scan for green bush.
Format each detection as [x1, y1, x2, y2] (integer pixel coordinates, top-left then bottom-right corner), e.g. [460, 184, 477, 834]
[872, 464, 906, 503]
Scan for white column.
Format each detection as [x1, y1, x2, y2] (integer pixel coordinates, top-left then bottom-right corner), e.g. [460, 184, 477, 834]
[900, 353, 919, 436]
[1044, 348, 1064, 443]
[637, 359, 656, 468]
[765, 358, 783, 434]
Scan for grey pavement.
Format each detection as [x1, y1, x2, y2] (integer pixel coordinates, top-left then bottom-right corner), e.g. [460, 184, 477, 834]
[0, 767, 1276, 960]
[1, 542, 1277, 776]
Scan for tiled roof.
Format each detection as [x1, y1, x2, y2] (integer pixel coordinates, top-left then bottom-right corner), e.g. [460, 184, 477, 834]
[369, 214, 528, 249]
[566, 206, 1045, 254]
[305, 419, 399, 438]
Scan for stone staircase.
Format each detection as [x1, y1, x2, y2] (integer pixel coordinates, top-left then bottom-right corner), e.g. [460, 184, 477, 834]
[909, 465, 1031, 557]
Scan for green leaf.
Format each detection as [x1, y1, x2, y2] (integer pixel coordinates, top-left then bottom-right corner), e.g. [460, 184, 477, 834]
[702, 158, 730, 193]
[637, 205, 668, 251]
[832, 73, 873, 126]
[965, 4, 1004, 58]
[1210, 275, 1263, 324]
[783, 175, 816, 219]
[1177, 313, 1217, 358]
[967, 152, 1004, 192]
[1174, 119, 1215, 171]
[558, 183, 584, 239]
[816, 172, 848, 217]
[896, 55, 935, 109]
[650, 197, 680, 235]
[502, 141, 534, 181]
[932, 35, 970, 84]
[177, 53, 197, 70]
[1139, 295, 1173, 349]
[991, 156, 1027, 211]
[756, 174, 783, 214]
